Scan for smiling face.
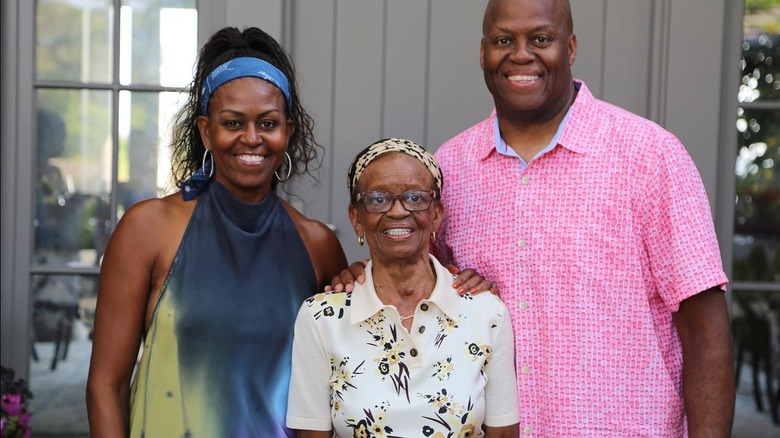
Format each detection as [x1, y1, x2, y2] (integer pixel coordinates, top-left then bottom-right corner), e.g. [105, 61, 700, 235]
[197, 76, 293, 203]
[349, 153, 443, 267]
[480, 0, 577, 125]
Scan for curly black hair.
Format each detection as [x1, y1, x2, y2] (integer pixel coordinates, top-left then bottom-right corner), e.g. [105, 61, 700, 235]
[169, 26, 322, 191]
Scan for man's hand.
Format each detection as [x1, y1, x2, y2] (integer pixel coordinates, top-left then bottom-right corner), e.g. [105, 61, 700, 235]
[448, 265, 499, 296]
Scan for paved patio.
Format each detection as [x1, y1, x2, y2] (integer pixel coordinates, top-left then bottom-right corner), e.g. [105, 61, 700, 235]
[27, 335, 780, 437]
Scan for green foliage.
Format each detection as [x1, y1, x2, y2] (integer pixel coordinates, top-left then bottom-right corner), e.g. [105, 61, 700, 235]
[746, 0, 780, 14]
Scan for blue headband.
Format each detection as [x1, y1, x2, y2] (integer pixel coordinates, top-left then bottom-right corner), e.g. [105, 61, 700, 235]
[199, 57, 292, 115]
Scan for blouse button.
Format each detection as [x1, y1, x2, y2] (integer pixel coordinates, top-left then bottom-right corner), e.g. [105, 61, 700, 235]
[418, 326, 426, 334]
[410, 348, 418, 357]
[420, 303, 429, 311]
[523, 426, 532, 435]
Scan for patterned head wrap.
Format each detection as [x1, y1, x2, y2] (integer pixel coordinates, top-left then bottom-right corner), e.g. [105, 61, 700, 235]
[347, 138, 443, 199]
[200, 57, 292, 115]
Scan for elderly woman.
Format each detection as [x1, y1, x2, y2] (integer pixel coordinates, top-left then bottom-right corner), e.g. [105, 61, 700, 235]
[286, 138, 519, 437]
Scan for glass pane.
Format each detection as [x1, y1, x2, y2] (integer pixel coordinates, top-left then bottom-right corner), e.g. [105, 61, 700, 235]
[35, 89, 113, 267]
[120, 0, 197, 87]
[29, 273, 98, 435]
[733, 4, 780, 435]
[731, 290, 780, 436]
[117, 90, 186, 215]
[36, 0, 114, 83]
[734, 107, 780, 283]
[741, 1, 780, 102]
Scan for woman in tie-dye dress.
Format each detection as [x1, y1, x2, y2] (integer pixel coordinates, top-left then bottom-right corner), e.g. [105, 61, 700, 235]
[86, 26, 348, 437]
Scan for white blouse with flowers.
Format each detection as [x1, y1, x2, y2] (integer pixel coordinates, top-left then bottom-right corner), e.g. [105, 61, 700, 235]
[287, 256, 519, 437]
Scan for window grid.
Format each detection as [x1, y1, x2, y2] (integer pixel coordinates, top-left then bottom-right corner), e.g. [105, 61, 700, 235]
[31, 0, 193, 277]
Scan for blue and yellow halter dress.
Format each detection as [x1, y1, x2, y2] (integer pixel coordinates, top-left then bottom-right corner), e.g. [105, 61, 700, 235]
[129, 181, 316, 437]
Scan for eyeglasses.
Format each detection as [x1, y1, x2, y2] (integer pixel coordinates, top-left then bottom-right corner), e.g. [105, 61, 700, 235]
[356, 190, 437, 213]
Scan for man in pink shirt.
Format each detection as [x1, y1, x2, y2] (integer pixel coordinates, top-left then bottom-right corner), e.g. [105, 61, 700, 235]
[332, 0, 735, 435]
[433, 0, 733, 436]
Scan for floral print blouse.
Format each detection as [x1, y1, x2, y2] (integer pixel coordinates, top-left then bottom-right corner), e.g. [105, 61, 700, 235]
[287, 256, 519, 437]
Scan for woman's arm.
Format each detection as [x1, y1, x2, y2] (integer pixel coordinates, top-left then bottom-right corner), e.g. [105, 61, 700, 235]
[307, 222, 349, 291]
[483, 302, 520, 434]
[295, 431, 331, 438]
[484, 424, 520, 437]
[287, 303, 334, 433]
[85, 200, 175, 437]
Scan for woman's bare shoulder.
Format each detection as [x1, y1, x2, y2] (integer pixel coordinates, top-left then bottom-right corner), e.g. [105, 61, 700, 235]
[110, 192, 195, 247]
[121, 193, 193, 224]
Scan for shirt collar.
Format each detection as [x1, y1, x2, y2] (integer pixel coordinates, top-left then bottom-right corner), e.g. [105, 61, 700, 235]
[350, 256, 461, 324]
[557, 80, 594, 155]
[478, 79, 594, 161]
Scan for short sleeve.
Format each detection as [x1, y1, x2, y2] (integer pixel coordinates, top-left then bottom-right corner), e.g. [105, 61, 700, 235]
[286, 303, 333, 431]
[638, 134, 728, 311]
[483, 303, 520, 427]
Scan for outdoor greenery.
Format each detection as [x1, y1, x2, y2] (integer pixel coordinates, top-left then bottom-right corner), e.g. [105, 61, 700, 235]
[746, 0, 780, 14]
[735, 2, 780, 282]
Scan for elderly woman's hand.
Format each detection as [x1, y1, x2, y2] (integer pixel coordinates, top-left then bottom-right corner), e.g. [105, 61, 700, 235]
[448, 265, 500, 296]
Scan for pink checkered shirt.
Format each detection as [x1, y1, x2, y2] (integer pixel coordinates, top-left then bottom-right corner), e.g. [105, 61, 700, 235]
[433, 81, 728, 436]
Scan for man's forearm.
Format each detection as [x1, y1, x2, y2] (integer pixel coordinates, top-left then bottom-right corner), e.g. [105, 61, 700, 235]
[674, 288, 735, 437]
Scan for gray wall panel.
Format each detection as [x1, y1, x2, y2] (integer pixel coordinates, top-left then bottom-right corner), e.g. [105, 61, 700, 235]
[225, 0, 283, 40]
[331, 0, 385, 262]
[426, 0, 492, 151]
[715, 0, 745, 281]
[384, 0, 429, 144]
[570, 0, 606, 97]
[665, 0, 727, 208]
[1, 0, 23, 378]
[289, 1, 337, 226]
[285, 0, 728, 258]
[602, 0, 652, 117]
[0, 0, 739, 380]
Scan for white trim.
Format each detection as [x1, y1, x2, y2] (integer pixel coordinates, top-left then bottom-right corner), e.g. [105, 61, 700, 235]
[716, 0, 745, 299]
[1, 0, 35, 381]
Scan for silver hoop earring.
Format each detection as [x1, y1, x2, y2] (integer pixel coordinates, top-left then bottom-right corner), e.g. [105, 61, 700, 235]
[203, 150, 214, 179]
[357, 235, 364, 246]
[430, 231, 436, 243]
[274, 152, 292, 182]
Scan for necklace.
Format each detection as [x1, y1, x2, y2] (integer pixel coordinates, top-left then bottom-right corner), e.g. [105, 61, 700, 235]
[400, 314, 415, 322]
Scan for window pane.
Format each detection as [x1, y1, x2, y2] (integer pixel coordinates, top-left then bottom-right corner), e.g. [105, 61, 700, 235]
[731, 289, 780, 436]
[741, 1, 780, 102]
[120, 0, 197, 87]
[117, 90, 185, 215]
[36, 0, 114, 83]
[734, 107, 780, 282]
[733, 4, 780, 436]
[29, 273, 97, 434]
[35, 89, 113, 267]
